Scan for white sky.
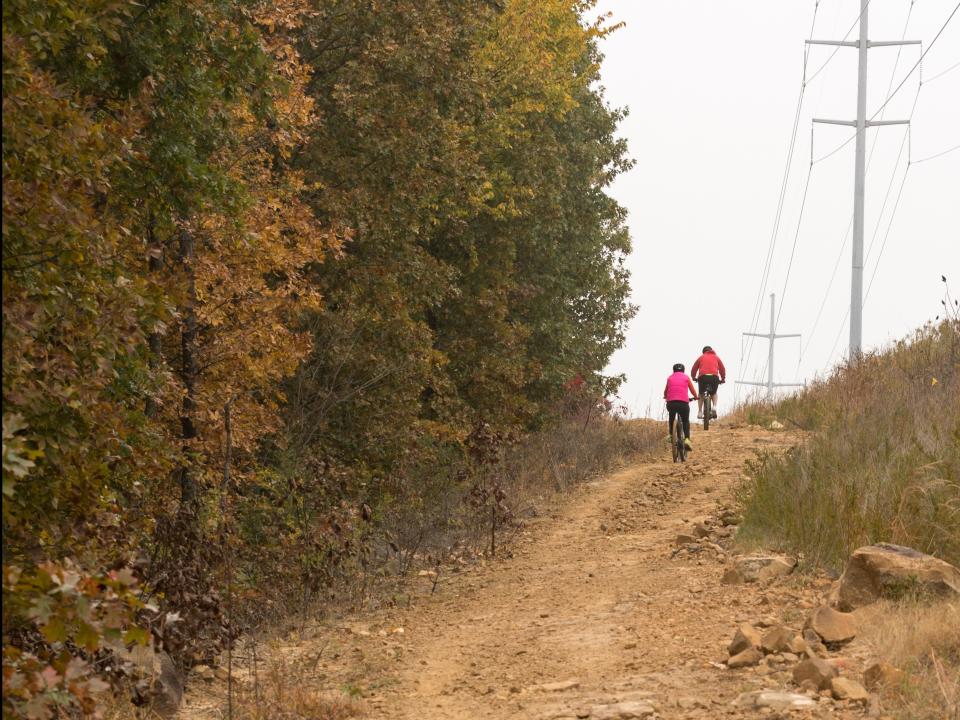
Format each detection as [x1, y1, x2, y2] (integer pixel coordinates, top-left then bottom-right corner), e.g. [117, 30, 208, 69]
[595, 0, 960, 418]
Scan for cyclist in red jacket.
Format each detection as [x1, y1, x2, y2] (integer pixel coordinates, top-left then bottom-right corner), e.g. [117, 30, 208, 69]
[691, 346, 726, 419]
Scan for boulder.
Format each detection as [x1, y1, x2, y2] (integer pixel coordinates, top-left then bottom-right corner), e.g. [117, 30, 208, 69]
[863, 662, 906, 692]
[805, 606, 857, 645]
[674, 533, 697, 546]
[734, 554, 796, 583]
[792, 657, 837, 690]
[693, 522, 712, 538]
[728, 623, 762, 656]
[760, 625, 796, 654]
[830, 544, 960, 610]
[830, 677, 870, 702]
[727, 647, 763, 668]
[122, 647, 183, 719]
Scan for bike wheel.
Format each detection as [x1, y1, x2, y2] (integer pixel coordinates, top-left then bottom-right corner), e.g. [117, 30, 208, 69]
[676, 416, 687, 462]
[703, 393, 711, 431]
[671, 418, 680, 462]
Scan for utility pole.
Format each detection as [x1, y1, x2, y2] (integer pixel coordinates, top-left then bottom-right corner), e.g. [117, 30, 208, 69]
[737, 294, 802, 401]
[808, 0, 918, 357]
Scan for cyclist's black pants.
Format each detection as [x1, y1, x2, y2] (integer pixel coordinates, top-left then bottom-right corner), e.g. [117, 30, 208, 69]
[667, 400, 691, 439]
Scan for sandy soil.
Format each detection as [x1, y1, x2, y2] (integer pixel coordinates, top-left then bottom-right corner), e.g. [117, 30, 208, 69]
[182, 424, 878, 719]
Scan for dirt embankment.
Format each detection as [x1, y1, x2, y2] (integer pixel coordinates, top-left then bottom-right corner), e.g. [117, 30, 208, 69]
[181, 425, 884, 720]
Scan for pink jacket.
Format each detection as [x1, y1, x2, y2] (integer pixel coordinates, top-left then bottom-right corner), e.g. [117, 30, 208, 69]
[664, 372, 697, 402]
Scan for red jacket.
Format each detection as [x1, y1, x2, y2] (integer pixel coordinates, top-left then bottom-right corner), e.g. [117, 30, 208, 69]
[692, 350, 725, 381]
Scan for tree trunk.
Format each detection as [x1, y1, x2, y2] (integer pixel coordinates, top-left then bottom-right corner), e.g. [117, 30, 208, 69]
[177, 228, 199, 507]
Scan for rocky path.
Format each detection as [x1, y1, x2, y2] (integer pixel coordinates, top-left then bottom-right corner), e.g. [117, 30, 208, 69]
[183, 425, 878, 719]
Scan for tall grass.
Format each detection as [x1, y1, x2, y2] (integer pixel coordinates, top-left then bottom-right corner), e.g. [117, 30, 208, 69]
[735, 320, 960, 570]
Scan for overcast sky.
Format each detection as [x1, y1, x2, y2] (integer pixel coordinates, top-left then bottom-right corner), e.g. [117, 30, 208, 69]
[594, 0, 960, 418]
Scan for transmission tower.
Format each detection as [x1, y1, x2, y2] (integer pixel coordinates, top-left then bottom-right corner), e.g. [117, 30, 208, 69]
[808, 0, 918, 356]
[737, 294, 803, 401]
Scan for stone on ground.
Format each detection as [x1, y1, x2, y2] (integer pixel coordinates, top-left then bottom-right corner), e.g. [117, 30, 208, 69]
[760, 625, 795, 654]
[863, 662, 906, 692]
[727, 647, 763, 668]
[830, 543, 960, 610]
[792, 657, 837, 690]
[805, 606, 857, 645]
[674, 533, 697, 546]
[830, 676, 870, 702]
[735, 690, 817, 710]
[588, 700, 656, 719]
[721, 567, 745, 585]
[727, 623, 762, 655]
[734, 554, 797, 582]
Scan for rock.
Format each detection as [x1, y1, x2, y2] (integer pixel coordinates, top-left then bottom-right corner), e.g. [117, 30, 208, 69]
[537, 680, 580, 692]
[734, 554, 797, 582]
[805, 606, 857, 645]
[770, 420, 785, 430]
[719, 509, 742, 526]
[830, 677, 870, 702]
[802, 627, 827, 656]
[792, 657, 837, 690]
[194, 664, 215, 682]
[786, 634, 809, 656]
[863, 662, 906, 692]
[830, 544, 960, 610]
[674, 533, 697, 546]
[736, 691, 817, 710]
[727, 647, 763, 668]
[760, 625, 795, 654]
[728, 623, 763, 655]
[721, 568, 745, 585]
[693, 522, 711, 538]
[122, 647, 183, 719]
[589, 701, 656, 719]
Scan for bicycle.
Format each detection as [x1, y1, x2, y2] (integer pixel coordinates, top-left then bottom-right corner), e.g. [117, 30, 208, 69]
[700, 378, 724, 431]
[671, 398, 695, 463]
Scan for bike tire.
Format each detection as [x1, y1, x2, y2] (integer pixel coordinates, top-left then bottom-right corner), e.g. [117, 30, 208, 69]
[676, 415, 687, 462]
[671, 417, 680, 462]
[703, 393, 711, 431]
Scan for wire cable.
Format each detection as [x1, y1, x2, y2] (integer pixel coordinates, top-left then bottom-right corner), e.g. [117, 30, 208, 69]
[738, 1, 822, 400]
[864, 164, 912, 303]
[911, 142, 960, 163]
[923, 59, 960, 83]
[870, 1, 960, 119]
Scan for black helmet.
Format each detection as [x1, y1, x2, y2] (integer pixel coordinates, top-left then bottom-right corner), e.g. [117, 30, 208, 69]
[673, 363, 685, 372]
[702, 345, 712, 353]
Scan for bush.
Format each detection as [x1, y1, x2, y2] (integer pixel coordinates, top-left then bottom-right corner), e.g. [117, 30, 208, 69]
[735, 320, 960, 570]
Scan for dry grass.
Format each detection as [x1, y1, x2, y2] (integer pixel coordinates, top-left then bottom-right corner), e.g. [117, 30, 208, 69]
[858, 599, 960, 720]
[380, 414, 661, 570]
[733, 320, 960, 570]
[225, 654, 364, 720]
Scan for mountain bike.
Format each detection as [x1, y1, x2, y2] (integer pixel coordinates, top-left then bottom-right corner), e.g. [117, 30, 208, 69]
[700, 378, 724, 431]
[671, 398, 695, 463]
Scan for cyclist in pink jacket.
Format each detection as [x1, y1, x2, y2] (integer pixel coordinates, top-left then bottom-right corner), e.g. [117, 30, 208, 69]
[663, 363, 698, 450]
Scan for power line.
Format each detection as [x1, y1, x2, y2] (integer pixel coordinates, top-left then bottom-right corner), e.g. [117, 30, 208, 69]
[870, 1, 960, 119]
[738, 1, 822, 400]
[912, 142, 960, 163]
[864, 164, 912, 302]
[924, 59, 960, 83]
[805, 0, 876, 84]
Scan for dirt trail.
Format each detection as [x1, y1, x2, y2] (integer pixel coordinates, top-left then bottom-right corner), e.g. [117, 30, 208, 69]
[183, 425, 874, 719]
